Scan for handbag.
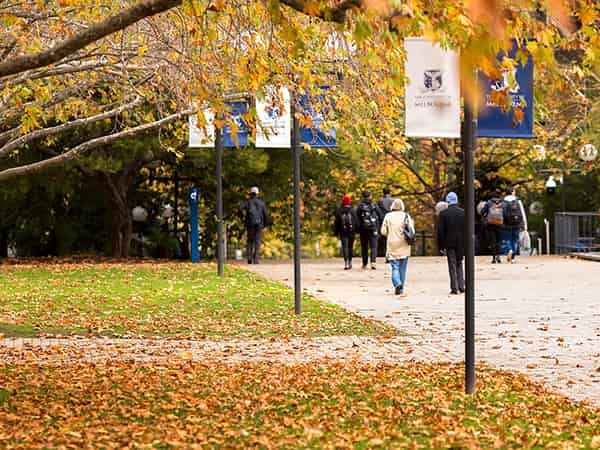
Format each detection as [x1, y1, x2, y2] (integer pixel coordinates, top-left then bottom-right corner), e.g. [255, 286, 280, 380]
[403, 213, 415, 245]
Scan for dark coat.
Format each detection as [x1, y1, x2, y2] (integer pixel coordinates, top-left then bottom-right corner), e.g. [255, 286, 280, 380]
[334, 205, 359, 237]
[240, 197, 270, 228]
[378, 195, 395, 214]
[438, 204, 465, 252]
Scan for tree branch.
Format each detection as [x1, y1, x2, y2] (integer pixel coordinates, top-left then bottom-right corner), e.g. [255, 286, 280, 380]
[0, 0, 183, 79]
[0, 108, 192, 182]
[0, 97, 144, 158]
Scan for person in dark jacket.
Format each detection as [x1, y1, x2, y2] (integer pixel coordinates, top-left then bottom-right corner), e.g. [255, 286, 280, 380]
[377, 187, 395, 257]
[239, 186, 270, 264]
[334, 194, 359, 270]
[437, 192, 465, 295]
[481, 189, 504, 264]
[357, 190, 380, 270]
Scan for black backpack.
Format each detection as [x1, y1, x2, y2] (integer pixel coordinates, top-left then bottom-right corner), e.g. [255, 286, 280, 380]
[247, 200, 263, 227]
[504, 199, 521, 226]
[340, 209, 354, 233]
[359, 203, 377, 231]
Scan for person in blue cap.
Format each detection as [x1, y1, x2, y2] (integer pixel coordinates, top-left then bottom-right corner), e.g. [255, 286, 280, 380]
[437, 192, 465, 295]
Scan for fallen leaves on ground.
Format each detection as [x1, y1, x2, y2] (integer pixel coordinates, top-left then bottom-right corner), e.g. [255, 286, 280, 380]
[0, 361, 598, 448]
[0, 261, 394, 338]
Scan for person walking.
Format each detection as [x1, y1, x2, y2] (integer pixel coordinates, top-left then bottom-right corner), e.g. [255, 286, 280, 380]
[437, 192, 465, 295]
[377, 187, 395, 257]
[481, 189, 505, 264]
[381, 199, 414, 296]
[503, 186, 526, 263]
[334, 194, 359, 270]
[357, 191, 380, 270]
[239, 186, 269, 264]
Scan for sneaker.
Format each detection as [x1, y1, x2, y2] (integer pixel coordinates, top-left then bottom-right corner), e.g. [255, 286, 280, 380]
[344, 263, 350, 270]
[362, 264, 368, 270]
[511, 259, 516, 264]
[507, 250, 513, 263]
[348, 261, 352, 269]
[395, 285, 402, 295]
[371, 263, 377, 270]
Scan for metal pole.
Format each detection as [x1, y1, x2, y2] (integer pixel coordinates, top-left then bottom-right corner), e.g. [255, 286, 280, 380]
[216, 126, 224, 276]
[190, 188, 200, 263]
[462, 98, 476, 394]
[560, 173, 566, 212]
[292, 96, 302, 315]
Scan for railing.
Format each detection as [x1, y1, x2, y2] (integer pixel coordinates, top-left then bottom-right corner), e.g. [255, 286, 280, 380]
[555, 212, 600, 254]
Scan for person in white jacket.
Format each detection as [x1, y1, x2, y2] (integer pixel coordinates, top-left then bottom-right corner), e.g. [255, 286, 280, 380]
[380, 199, 414, 296]
[504, 186, 528, 263]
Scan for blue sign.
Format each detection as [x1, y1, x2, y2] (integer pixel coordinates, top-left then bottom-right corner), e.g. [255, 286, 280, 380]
[300, 88, 336, 148]
[189, 187, 200, 263]
[477, 40, 533, 138]
[222, 101, 249, 147]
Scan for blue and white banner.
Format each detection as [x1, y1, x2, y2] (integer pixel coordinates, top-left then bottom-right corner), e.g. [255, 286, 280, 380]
[188, 101, 249, 148]
[255, 86, 291, 148]
[300, 88, 336, 148]
[477, 41, 534, 138]
[404, 38, 461, 138]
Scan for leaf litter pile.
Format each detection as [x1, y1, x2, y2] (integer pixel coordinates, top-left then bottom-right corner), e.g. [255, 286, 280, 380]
[0, 262, 393, 338]
[0, 361, 598, 448]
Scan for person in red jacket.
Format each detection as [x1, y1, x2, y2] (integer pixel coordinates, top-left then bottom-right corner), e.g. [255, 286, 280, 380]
[334, 195, 359, 270]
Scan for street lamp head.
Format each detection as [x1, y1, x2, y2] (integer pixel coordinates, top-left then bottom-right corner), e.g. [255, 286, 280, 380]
[545, 175, 557, 194]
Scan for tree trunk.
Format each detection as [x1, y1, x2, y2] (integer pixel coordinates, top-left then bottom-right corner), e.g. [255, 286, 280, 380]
[105, 173, 132, 258]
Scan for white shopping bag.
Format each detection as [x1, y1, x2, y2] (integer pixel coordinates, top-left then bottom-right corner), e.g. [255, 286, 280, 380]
[519, 230, 532, 256]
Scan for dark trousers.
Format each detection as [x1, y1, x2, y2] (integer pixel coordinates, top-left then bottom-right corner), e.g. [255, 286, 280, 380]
[340, 234, 355, 263]
[446, 248, 465, 292]
[360, 231, 378, 266]
[486, 225, 502, 257]
[377, 235, 387, 258]
[246, 226, 263, 263]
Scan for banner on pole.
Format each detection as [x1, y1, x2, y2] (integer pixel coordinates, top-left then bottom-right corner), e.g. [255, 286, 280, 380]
[256, 86, 291, 148]
[188, 101, 249, 148]
[477, 40, 533, 138]
[404, 37, 461, 138]
[300, 87, 336, 148]
[189, 109, 215, 148]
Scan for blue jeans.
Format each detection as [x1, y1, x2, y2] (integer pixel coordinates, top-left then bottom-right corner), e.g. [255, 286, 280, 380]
[389, 258, 408, 289]
[507, 227, 519, 255]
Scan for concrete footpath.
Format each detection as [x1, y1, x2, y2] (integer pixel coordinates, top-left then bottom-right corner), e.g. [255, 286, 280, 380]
[250, 256, 600, 406]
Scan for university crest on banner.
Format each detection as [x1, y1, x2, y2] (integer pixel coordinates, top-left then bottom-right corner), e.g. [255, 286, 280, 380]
[404, 38, 460, 138]
[477, 40, 534, 138]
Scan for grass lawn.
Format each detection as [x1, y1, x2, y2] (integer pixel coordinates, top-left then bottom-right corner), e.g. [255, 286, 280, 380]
[0, 361, 598, 448]
[0, 262, 394, 338]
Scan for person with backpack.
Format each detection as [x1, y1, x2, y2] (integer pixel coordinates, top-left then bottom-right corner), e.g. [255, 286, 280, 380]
[334, 194, 359, 270]
[239, 186, 270, 264]
[481, 189, 505, 264]
[381, 198, 414, 296]
[437, 192, 465, 295]
[357, 191, 381, 270]
[503, 186, 526, 264]
[377, 187, 395, 257]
